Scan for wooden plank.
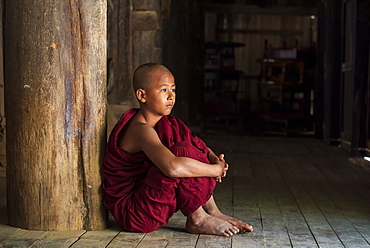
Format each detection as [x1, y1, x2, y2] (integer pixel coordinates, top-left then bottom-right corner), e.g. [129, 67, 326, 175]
[132, 11, 159, 30]
[107, 232, 146, 248]
[133, 213, 190, 248]
[132, 0, 160, 11]
[166, 237, 199, 248]
[299, 154, 370, 247]
[70, 226, 121, 248]
[0, 224, 21, 242]
[249, 153, 292, 247]
[280, 154, 345, 247]
[265, 156, 318, 247]
[0, 229, 49, 247]
[132, 30, 162, 69]
[233, 196, 264, 247]
[136, 228, 174, 248]
[230, 145, 264, 247]
[136, 239, 167, 248]
[196, 235, 232, 248]
[107, 0, 135, 106]
[31, 230, 86, 248]
[165, 214, 198, 248]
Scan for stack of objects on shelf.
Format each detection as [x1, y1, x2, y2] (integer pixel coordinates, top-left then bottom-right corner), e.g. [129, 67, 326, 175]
[255, 46, 314, 136]
[202, 42, 244, 132]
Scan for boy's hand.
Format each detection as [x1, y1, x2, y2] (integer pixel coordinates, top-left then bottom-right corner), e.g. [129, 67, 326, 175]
[215, 154, 229, 183]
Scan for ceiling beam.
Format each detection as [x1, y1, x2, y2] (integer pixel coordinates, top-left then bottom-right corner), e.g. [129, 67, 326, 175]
[203, 3, 317, 16]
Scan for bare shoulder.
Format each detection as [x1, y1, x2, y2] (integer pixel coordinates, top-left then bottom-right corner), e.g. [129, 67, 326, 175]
[118, 117, 158, 153]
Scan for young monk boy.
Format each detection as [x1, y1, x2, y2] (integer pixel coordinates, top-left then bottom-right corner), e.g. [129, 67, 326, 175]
[102, 63, 253, 237]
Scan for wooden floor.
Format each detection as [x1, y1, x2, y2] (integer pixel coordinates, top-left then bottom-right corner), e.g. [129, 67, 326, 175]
[0, 135, 370, 247]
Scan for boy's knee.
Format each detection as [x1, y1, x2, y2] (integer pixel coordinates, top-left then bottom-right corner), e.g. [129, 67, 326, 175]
[169, 141, 194, 157]
[169, 141, 209, 163]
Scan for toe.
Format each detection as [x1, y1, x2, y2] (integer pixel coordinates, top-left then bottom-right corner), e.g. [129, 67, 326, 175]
[232, 226, 240, 234]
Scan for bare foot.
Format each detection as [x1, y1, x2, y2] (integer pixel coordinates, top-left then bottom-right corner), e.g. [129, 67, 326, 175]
[212, 213, 253, 234]
[186, 208, 239, 237]
[203, 196, 253, 234]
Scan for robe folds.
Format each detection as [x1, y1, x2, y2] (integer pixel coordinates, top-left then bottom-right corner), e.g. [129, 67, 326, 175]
[102, 108, 216, 232]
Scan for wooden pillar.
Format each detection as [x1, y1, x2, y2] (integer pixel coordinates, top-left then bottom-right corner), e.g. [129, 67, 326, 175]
[320, 0, 342, 144]
[0, 0, 5, 155]
[347, 0, 370, 155]
[5, 0, 108, 231]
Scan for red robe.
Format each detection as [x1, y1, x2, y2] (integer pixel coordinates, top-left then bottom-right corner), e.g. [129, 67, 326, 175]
[102, 108, 216, 232]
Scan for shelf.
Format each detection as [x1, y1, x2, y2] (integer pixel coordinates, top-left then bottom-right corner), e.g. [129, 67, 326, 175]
[202, 42, 245, 132]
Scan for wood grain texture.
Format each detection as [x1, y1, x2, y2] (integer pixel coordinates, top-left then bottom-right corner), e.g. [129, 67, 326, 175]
[4, 0, 108, 231]
[132, 11, 159, 30]
[107, 0, 136, 106]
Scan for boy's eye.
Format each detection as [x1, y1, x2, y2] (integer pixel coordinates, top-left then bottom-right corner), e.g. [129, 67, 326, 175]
[171, 88, 176, 92]
[161, 89, 167, 92]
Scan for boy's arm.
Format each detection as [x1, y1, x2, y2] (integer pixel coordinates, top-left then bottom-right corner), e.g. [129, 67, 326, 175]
[135, 123, 227, 178]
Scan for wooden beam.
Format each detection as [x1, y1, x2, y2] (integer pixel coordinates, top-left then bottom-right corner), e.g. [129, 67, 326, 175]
[216, 28, 304, 36]
[203, 3, 317, 16]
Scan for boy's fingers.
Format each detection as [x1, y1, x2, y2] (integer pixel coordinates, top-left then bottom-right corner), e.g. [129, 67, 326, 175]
[219, 154, 225, 161]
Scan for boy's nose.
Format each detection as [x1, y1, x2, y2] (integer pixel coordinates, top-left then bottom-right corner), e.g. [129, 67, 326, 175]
[168, 92, 174, 100]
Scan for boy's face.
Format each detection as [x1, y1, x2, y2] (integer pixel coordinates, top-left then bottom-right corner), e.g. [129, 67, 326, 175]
[144, 70, 176, 116]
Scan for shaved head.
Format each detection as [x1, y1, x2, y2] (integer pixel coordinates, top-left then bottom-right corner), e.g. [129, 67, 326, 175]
[133, 63, 172, 92]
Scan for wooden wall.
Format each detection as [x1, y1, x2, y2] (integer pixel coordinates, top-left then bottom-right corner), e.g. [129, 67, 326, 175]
[204, 7, 317, 112]
[107, 0, 165, 109]
[206, 14, 315, 75]
[107, 0, 203, 125]
[107, 0, 323, 127]
[162, 1, 204, 125]
[107, 0, 135, 109]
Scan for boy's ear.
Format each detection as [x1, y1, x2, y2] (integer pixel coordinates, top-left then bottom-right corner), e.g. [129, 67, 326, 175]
[136, 89, 146, 103]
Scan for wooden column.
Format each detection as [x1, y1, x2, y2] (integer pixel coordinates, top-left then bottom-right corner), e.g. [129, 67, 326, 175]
[5, 0, 108, 230]
[346, 0, 370, 155]
[0, 0, 5, 155]
[320, 0, 342, 144]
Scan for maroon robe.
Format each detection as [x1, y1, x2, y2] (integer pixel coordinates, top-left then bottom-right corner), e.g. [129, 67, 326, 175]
[102, 108, 216, 232]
